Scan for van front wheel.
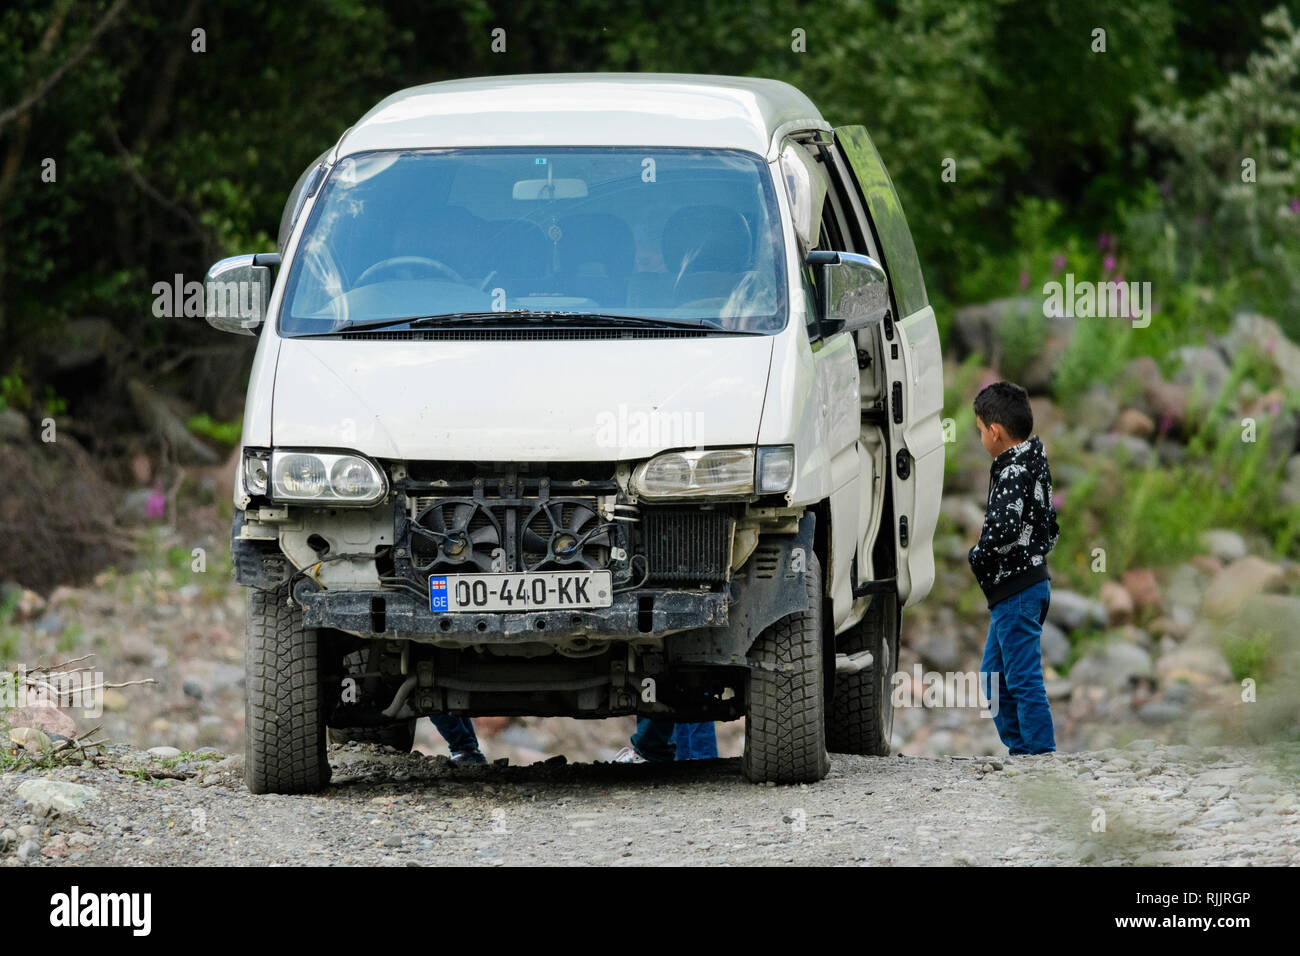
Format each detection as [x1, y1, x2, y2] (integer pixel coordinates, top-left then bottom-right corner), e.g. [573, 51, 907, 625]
[244, 584, 331, 794]
[742, 553, 831, 784]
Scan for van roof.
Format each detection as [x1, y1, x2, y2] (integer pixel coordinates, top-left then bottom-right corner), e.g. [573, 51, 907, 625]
[336, 74, 831, 160]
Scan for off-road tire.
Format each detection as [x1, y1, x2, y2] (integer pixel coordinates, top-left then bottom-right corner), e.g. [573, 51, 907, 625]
[742, 553, 831, 784]
[328, 720, 417, 751]
[244, 584, 331, 794]
[826, 589, 899, 755]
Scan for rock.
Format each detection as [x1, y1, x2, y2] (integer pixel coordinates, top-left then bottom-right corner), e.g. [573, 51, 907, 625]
[916, 630, 962, 672]
[1225, 313, 1300, 394]
[32, 612, 65, 635]
[1047, 590, 1107, 631]
[1121, 569, 1162, 611]
[0, 828, 16, 851]
[1173, 344, 1232, 400]
[1126, 356, 1191, 428]
[1137, 698, 1186, 725]
[40, 835, 69, 858]
[1075, 385, 1120, 437]
[147, 746, 182, 760]
[15, 779, 99, 815]
[1113, 408, 1156, 439]
[1068, 642, 1153, 691]
[101, 689, 129, 712]
[0, 407, 31, 442]
[1189, 554, 1224, 577]
[6, 704, 76, 738]
[1099, 580, 1135, 624]
[16, 839, 40, 862]
[1223, 595, 1300, 646]
[1, 584, 46, 621]
[1202, 556, 1284, 618]
[1040, 621, 1070, 667]
[1281, 454, 1300, 508]
[1154, 439, 1186, 467]
[1155, 647, 1233, 687]
[8, 727, 52, 753]
[951, 296, 1036, 360]
[16, 825, 37, 839]
[119, 633, 163, 666]
[1200, 529, 1247, 563]
[1089, 432, 1156, 467]
[182, 677, 204, 700]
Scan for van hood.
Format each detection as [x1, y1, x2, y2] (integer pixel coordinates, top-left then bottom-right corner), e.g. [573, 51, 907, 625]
[270, 334, 775, 461]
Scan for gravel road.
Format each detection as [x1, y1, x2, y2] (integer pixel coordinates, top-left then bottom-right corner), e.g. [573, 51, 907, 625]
[2, 740, 1297, 866]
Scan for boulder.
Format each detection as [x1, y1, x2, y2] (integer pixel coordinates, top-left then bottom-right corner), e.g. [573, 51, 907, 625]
[1172, 344, 1232, 401]
[0, 407, 30, 443]
[1202, 556, 1285, 619]
[1155, 646, 1233, 687]
[1113, 408, 1156, 439]
[1040, 621, 1070, 667]
[1099, 580, 1135, 624]
[6, 704, 76, 737]
[1047, 590, 1108, 631]
[1074, 384, 1120, 437]
[0, 583, 45, 621]
[1089, 433, 1156, 467]
[1121, 568, 1162, 611]
[8, 727, 51, 753]
[1125, 355, 1191, 429]
[15, 779, 100, 815]
[1280, 455, 1300, 509]
[1199, 529, 1247, 563]
[1224, 313, 1300, 394]
[1068, 642, 1154, 690]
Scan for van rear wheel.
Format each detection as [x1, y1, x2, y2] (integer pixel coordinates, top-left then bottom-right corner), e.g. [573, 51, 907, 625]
[244, 584, 331, 794]
[827, 590, 898, 755]
[742, 553, 831, 784]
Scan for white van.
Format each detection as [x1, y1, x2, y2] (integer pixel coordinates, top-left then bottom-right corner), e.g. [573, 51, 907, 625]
[206, 74, 944, 792]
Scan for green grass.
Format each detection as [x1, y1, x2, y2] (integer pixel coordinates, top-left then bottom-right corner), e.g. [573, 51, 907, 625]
[1222, 630, 1280, 684]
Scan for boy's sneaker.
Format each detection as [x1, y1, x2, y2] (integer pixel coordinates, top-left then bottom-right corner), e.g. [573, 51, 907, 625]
[450, 749, 487, 765]
[612, 746, 647, 764]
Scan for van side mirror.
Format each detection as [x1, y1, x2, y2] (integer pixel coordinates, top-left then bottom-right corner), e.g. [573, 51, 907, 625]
[203, 253, 280, 335]
[807, 250, 890, 335]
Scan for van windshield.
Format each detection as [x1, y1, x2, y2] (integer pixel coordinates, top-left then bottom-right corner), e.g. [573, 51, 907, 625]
[278, 148, 787, 335]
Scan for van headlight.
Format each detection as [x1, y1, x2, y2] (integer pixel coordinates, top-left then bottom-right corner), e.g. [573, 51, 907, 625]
[265, 450, 387, 505]
[631, 446, 794, 498]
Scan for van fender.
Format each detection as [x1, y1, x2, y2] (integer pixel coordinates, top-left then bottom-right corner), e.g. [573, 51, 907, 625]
[666, 512, 816, 667]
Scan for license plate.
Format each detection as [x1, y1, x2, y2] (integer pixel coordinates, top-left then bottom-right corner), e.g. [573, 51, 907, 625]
[429, 570, 613, 613]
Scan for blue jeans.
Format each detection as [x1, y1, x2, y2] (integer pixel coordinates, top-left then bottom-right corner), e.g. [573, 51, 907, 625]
[430, 714, 480, 753]
[979, 579, 1056, 755]
[630, 719, 718, 762]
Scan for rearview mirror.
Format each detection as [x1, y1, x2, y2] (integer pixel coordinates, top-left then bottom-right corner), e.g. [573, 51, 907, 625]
[512, 178, 588, 200]
[203, 253, 279, 335]
[807, 250, 890, 335]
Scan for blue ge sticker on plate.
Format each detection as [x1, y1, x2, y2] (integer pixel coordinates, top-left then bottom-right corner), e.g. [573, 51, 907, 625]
[430, 576, 449, 612]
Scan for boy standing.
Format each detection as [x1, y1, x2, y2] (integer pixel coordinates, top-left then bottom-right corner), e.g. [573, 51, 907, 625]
[969, 382, 1060, 755]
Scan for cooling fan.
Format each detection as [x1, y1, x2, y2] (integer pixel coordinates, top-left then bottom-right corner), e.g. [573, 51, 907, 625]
[522, 498, 611, 571]
[409, 498, 502, 572]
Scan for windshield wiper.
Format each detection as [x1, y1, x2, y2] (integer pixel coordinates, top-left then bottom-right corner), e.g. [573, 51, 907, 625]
[296, 311, 762, 336]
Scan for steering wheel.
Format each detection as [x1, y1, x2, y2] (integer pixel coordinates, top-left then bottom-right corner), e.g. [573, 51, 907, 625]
[355, 256, 464, 286]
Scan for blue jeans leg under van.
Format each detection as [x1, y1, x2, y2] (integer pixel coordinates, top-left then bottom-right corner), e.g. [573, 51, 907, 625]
[631, 719, 718, 762]
[430, 714, 481, 754]
[979, 579, 1056, 755]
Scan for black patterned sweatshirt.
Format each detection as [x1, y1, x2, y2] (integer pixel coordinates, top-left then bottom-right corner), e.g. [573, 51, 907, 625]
[968, 435, 1060, 608]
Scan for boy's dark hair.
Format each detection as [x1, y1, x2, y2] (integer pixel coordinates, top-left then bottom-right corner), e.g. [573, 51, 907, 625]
[973, 381, 1033, 440]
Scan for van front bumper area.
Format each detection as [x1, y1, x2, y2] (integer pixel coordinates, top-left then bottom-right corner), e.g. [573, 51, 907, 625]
[296, 585, 729, 647]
